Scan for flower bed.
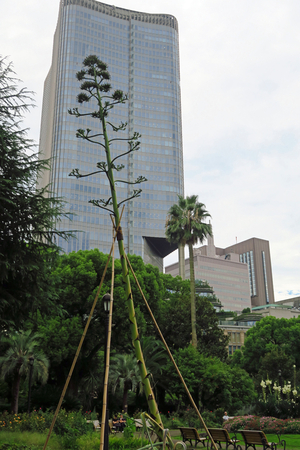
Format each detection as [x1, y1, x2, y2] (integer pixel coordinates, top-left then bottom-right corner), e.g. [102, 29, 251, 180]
[224, 415, 300, 434]
[0, 409, 90, 435]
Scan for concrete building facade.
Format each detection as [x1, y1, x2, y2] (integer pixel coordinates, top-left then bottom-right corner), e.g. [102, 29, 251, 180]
[219, 238, 274, 307]
[165, 234, 252, 312]
[39, 0, 184, 269]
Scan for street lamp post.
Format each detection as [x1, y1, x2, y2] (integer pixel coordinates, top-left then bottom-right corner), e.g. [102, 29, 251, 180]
[103, 293, 111, 450]
[27, 356, 34, 415]
[278, 369, 282, 388]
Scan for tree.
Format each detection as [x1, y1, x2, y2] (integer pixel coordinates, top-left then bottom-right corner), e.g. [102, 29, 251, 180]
[0, 57, 72, 330]
[0, 330, 49, 413]
[163, 346, 256, 413]
[159, 292, 228, 360]
[241, 316, 300, 377]
[165, 195, 212, 348]
[141, 336, 167, 379]
[109, 353, 140, 413]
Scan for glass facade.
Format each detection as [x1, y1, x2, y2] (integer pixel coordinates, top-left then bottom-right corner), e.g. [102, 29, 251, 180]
[262, 250, 269, 303]
[39, 0, 184, 266]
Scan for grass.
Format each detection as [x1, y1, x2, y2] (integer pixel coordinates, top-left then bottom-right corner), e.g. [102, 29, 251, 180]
[1, 430, 300, 449]
[0, 431, 149, 450]
[173, 432, 300, 450]
[236, 433, 300, 449]
[0, 431, 63, 449]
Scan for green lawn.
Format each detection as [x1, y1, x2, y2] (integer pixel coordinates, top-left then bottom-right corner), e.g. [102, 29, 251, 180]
[235, 433, 300, 450]
[0, 430, 299, 450]
[0, 431, 63, 449]
[173, 432, 300, 450]
[0, 431, 147, 450]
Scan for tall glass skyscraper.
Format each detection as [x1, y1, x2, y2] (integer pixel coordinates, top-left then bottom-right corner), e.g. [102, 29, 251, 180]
[39, 0, 184, 269]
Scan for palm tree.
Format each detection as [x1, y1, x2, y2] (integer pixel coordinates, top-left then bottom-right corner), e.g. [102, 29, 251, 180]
[0, 330, 49, 413]
[165, 195, 212, 348]
[141, 336, 167, 380]
[109, 353, 140, 413]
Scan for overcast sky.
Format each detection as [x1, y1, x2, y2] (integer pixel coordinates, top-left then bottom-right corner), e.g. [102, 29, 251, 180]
[1, 0, 300, 301]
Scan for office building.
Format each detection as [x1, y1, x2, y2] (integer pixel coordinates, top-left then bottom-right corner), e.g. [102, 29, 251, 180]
[165, 234, 252, 312]
[220, 237, 274, 307]
[39, 0, 184, 269]
[166, 235, 274, 309]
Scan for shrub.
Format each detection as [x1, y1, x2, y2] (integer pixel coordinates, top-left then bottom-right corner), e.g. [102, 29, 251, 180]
[0, 409, 91, 436]
[0, 446, 33, 450]
[201, 410, 222, 428]
[224, 415, 300, 434]
[31, 386, 81, 411]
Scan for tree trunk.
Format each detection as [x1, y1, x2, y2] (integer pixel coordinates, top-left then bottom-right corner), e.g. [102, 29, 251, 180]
[188, 241, 197, 348]
[178, 243, 185, 280]
[122, 384, 130, 413]
[11, 372, 21, 414]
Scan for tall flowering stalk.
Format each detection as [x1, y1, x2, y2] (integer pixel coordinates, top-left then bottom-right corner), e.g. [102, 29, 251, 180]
[293, 365, 297, 398]
[273, 381, 282, 401]
[68, 55, 164, 433]
[282, 382, 292, 401]
[260, 380, 267, 402]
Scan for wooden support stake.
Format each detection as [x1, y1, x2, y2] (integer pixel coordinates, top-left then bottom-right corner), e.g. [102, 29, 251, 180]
[125, 253, 218, 450]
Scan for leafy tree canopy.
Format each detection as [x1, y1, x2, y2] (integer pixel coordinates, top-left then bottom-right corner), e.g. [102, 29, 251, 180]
[159, 291, 228, 360]
[165, 195, 212, 349]
[0, 330, 49, 413]
[27, 249, 228, 402]
[163, 346, 256, 414]
[0, 57, 72, 330]
[240, 316, 300, 376]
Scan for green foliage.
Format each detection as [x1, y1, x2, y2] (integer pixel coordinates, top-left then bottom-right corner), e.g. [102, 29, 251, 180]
[0, 409, 90, 436]
[31, 385, 82, 412]
[165, 195, 212, 348]
[0, 57, 71, 331]
[258, 348, 295, 383]
[0, 445, 33, 450]
[159, 293, 228, 360]
[27, 248, 228, 411]
[122, 415, 136, 438]
[0, 430, 149, 450]
[165, 195, 212, 248]
[0, 331, 49, 414]
[243, 316, 300, 378]
[163, 346, 256, 414]
[110, 354, 140, 413]
[256, 395, 300, 419]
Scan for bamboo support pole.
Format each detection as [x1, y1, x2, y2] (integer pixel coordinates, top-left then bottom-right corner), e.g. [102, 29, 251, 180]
[42, 216, 122, 450]
[99, 235, 115, 450]
[125, 254, 218, 450]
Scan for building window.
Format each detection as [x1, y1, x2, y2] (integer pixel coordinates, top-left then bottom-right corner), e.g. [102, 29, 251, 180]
[262, 251, 269, 303]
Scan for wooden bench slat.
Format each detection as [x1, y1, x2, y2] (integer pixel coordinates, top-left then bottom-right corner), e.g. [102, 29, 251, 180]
[207, 428, 239, 450]
[238, 429, 277, 450]
[178, 427, 207, 448]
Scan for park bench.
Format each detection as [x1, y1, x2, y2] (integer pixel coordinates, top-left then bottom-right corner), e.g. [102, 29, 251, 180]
[237, 430, 278, 450]
[207, 428, 240, 450]
[108, 419, 119, 434]
[178, 427, 208, 448]
[92, 420, 101, 432]
[135, 418, 152, 430]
